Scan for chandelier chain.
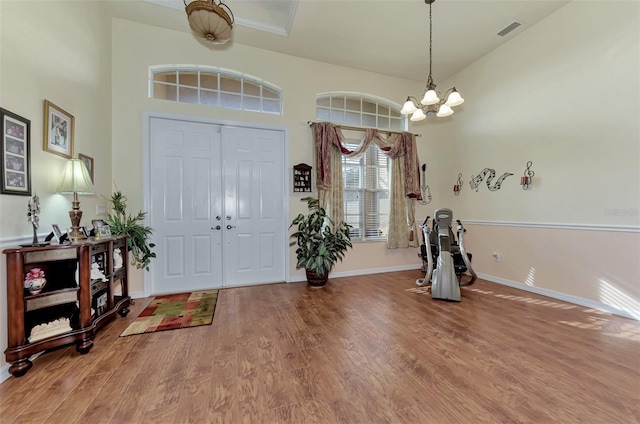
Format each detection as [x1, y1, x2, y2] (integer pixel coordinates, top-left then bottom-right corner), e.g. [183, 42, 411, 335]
[428, 1, 433, 85]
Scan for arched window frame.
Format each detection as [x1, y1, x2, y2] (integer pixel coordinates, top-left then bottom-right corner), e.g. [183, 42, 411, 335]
[149, 65, 283, 115]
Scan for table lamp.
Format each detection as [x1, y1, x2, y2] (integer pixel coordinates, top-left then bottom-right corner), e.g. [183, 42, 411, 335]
[57, 158, 95, 241]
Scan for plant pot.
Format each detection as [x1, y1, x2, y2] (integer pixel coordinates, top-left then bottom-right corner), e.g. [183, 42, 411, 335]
[305, 269, 328, 288]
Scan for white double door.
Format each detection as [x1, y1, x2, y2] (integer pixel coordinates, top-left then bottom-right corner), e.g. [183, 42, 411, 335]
[149, 117, 286, 294]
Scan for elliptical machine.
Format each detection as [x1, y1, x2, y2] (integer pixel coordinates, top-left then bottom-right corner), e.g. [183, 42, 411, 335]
[416, 208, 477, 301]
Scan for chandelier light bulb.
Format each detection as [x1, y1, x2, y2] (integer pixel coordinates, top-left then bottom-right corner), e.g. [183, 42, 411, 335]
[436, 104, 454, 118]
[445, 89, 464, 107]
[410, 109, 427, 121]
[421, 89, 440, 106]
[401, 98, 418, 115]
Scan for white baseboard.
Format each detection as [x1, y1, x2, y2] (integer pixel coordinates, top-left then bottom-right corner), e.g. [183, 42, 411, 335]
[0, 364, 10, 383]
[129, 291, 145, 299]
[288, 263, 422, 283]
[477, 272, 639, 321]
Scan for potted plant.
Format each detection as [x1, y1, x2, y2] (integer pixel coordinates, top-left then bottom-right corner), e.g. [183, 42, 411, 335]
[289, 197, 352, 287]
[105, 191, 156, 271]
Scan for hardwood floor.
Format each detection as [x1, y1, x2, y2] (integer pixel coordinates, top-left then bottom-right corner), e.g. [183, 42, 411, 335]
[1, 270, 639, 423]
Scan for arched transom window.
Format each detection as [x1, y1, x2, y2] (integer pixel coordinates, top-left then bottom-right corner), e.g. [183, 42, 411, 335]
[150, 65, 282, 115]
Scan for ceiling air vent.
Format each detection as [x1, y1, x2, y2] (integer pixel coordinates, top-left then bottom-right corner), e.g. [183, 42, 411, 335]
[497, 21, 522, 37]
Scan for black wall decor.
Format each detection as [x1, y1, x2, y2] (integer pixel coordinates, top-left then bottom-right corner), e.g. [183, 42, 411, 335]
[1, 108, 31, 196]
[293, 163, 312, 193]
[469, 168, 513, 192]
[521, 161, 535, 190]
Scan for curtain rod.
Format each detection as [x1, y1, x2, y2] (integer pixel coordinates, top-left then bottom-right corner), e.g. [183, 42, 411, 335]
[307, 121, 421, 137]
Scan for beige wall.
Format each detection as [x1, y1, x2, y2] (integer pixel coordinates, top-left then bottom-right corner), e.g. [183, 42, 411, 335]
[0, 1, 113, 236]
[409, 1, 639, 318]
[0, 1, 112, 377]
[110, 18, 424, 292]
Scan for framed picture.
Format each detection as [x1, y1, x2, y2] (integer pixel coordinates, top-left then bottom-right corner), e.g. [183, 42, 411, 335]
[43, 100, 74, 159]
[52, 224, 63, 243]
[91, 219, 105, 228]
[80, 226, 89, 238]
[98, 225, 111, 238]
[78, 153, 94, 183]
[0, 108, 31, 196]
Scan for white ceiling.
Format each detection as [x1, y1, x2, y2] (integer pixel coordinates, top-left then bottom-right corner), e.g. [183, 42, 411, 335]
[107, 0, 571, 82]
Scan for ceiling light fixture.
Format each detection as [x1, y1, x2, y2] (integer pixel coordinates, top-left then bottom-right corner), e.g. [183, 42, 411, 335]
[184, 0, 234, 45]
[401, 0, 464, 121]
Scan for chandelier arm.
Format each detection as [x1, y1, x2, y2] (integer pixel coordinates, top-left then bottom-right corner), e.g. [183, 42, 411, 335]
[407, 96, 421, 107]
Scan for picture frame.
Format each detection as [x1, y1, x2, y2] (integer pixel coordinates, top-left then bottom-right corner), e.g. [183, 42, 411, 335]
[91, 219, 105, 228]
[51, 224, 63, 243]
[98, 225, 111, 238]
[0, 108, 31, 196]
[80, 226, 89, 238]
[43, 100, 74, 159]
[78, 153, 94, 183]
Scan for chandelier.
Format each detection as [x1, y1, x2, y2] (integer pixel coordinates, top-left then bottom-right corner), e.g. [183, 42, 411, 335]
[401, 0, 464, 121]
[184, 0, 234, 45]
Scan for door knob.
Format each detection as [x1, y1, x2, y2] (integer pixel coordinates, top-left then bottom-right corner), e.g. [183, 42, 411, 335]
[211, 225, 221, 230]
[226, 225, 236, 230]
[215, 216, 221, 221]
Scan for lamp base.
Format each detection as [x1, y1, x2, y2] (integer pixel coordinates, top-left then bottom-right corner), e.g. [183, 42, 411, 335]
[68, 193, 86, 241]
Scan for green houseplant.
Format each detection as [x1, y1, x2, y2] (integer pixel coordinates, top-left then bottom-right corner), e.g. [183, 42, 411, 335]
[289, 197, 352, 287]
[105, 191, 156, 271]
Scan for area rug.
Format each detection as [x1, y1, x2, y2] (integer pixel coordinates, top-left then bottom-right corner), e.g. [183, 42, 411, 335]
[120, 290, 218, 337]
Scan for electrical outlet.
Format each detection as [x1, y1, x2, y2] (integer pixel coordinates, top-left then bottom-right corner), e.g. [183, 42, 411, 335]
[96, 204, 107, 215]
[492, 251, 501, 262]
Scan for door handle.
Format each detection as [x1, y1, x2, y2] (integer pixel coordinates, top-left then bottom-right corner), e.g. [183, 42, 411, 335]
[215, 216, 221, 221]
[211, 225, 221, 230]
[226, 225, 236, 230]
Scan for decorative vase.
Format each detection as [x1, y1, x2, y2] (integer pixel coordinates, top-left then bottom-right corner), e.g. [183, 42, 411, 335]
[27, 278, 46, 295]
[305, 269, 328, 288]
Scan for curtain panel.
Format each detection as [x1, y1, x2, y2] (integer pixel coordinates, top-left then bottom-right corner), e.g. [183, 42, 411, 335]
[312, 121, 421, 248]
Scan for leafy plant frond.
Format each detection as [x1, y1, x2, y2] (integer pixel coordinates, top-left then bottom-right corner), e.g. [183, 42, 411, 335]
[105, 191, 156, 271]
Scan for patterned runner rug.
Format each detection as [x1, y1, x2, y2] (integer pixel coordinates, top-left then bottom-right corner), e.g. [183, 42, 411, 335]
[120, 290, 218, 337]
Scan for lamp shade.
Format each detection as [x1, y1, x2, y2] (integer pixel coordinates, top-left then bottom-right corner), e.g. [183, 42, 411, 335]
[400, 98, 418, 115]
[410, 109, 427, 121]
[185, 0, 233, 44]
[436, 104, 454, 118]
[57, 159, 94, 194]
[445, 89, 464, 107]
[421, 89, 440, 106]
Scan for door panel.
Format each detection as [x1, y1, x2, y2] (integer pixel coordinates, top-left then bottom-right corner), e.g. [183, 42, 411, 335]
[150, 118, 223, 294]
[222, 126, 285, 286]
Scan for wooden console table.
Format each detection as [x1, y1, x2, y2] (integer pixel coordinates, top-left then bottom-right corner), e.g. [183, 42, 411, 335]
[3, 236, 130, 377]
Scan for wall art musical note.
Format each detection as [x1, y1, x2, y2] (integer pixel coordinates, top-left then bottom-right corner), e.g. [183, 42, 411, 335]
[469, 168, 513, 192]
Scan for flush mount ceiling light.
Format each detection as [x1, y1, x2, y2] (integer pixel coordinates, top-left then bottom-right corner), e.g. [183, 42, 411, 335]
[184, 0, 234, 44]
[401, 0, 464, 121]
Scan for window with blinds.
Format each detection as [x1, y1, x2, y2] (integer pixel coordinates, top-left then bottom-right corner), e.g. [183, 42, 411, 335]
[150, 66, 282, 115]
[316, 93, 406, 242]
